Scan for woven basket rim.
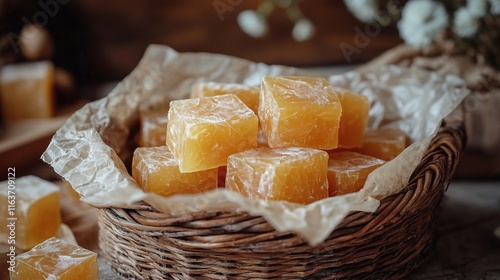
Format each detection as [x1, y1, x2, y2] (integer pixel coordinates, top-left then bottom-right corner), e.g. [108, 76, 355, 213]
[98, 107, 466, 279]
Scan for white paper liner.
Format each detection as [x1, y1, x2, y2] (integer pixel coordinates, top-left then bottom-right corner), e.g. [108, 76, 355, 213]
[42, 45, 469, 246]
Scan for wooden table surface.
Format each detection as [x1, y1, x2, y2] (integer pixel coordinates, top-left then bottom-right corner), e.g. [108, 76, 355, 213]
[96, 180, 500, 279]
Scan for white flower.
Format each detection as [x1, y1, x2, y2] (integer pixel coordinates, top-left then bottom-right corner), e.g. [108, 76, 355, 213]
[489, 0, 500, 15]
[467, 0, 487, 18]
[237, 10, 268, 38]
[397, 0, 448, 49]
[454, 7, 479, 38]
[344, 0, 379, 22]
[292, 19, 315, 41]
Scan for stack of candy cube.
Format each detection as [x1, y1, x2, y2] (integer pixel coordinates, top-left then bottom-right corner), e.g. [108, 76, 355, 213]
[133, 77, 407, 204]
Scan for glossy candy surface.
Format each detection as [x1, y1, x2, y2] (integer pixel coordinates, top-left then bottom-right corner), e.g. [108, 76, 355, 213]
[167, 94, 258, 172]
[138, 103, 169, 147]
[0, 176, 61, 251]
[132, 146, 217, 197]
[327, 151, 385, 196]
[259, 76, 342, 149]
[226, 147, 329, 204]
[191, 82, 260, 114]
[337, 90, 370, 148]
[355, 128, 407, 161]
[11, 237, 99, 280]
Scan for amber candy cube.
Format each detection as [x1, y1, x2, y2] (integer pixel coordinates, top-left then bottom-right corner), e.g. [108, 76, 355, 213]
[138, 102, 169, 147]
[226, 147, 329, 204]
[327, 151, 385, 196]
[132, 146, 217, 196]
[191, 82, 260, 114]
[0, 61, 55, 122]
[11, 237, 99, 280]
[337, 90, 370, 148]
[354, 128, 407, 161]
[259, 76, 342, 149]
[167, 94, 258, 172]
[0, 176, 61, 251]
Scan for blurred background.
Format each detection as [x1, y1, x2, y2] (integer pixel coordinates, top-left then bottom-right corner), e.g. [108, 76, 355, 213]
[1, 0, 401, 86]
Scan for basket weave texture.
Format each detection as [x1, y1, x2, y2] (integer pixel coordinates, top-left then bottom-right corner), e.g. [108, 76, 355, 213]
[99, 113, 465, 279]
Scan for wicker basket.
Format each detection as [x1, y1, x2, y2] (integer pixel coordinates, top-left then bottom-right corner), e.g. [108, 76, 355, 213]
[98, 111, 465, 279]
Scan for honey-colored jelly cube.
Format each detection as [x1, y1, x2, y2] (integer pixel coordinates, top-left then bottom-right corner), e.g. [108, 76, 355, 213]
[337, 90, 370, 148]
[0, 176, 61, 251]
[259, 76, 342, 149]
[138, 103, 169, 147]
[167, 94, 258, 172]
[0, 61, 55, 122]
[327, 151, 385, 196]
[226, 147, 329, 204]
[355, 128, 407, 161]
[11, 237, 99, 280]
[191, 82, 260, 114]
[132, 146, 217, 196]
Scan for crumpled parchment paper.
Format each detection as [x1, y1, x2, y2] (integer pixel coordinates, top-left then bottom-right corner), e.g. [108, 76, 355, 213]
[41, 45, 469, 246]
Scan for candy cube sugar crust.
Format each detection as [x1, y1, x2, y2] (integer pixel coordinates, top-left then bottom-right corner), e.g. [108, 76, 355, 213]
[167, 94, 258, 172]
[259, 76, 342, 149]
[226, 147, 329, 204]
